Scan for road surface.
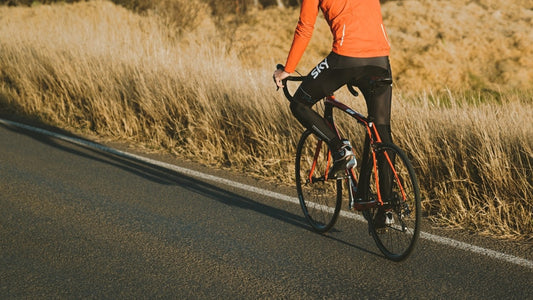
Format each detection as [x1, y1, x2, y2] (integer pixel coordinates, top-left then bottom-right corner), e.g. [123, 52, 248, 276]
[1, 119, 531, 298]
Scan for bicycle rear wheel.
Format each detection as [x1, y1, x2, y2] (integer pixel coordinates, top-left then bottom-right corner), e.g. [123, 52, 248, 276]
[295, 130, 342, 233]
[362, 142, 421, 261]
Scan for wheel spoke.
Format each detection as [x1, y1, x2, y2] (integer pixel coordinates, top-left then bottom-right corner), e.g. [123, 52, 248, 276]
[365, 143, 421, 261]
[296, 130, 342, 233]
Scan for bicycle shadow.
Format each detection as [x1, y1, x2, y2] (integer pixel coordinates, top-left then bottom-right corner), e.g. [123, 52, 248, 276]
[0, 119, 382, 258]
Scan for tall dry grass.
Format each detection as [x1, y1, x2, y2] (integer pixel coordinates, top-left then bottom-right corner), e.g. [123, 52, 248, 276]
[394, 92, 532, 238]
[0, 0, 531, 240]
[0, 0, 300, 176]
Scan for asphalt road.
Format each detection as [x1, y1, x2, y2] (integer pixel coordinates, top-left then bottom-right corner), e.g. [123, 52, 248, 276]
[1, 120, 532, 298]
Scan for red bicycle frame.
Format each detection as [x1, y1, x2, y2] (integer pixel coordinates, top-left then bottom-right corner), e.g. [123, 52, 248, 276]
[317, 95, 406, 208]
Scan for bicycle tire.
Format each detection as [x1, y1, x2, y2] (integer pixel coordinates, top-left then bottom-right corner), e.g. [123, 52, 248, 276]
[361, 142, 421, 261]
[295, 130, 342, 233]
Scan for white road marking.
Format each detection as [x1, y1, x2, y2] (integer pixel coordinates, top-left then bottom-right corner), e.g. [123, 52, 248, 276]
[1, 117, 532, 269]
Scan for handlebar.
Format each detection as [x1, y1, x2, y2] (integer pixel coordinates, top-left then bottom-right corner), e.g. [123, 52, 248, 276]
[276, 64, 359, 101]
[346, 84, 359, 97]
[276, 64, 304, 102]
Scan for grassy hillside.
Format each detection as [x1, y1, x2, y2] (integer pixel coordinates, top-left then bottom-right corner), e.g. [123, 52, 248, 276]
[231, 0, 533, 92]
[0, 0, 531, 240]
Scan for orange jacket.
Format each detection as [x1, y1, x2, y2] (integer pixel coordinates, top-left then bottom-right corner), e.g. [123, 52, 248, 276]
[284, 0, 391, 73]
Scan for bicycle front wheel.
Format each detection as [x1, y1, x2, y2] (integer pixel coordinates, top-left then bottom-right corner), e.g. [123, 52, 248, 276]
[362, 142, 421, 261]
[295, 130, 342, 233]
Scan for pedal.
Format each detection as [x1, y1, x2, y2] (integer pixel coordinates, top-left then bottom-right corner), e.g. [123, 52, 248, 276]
[385, 212, 394, 225]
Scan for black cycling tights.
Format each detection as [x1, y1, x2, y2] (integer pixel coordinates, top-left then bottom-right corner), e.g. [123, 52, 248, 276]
[289, 52, 393, 151]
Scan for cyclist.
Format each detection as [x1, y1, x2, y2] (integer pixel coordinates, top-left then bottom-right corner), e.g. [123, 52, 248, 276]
[273, 0, 393, 223]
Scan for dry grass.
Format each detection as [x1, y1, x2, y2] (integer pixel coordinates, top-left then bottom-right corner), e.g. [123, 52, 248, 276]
[0, 0, 531, 240]
[0, 0, 300, 176]
[394, 92, 532, 238]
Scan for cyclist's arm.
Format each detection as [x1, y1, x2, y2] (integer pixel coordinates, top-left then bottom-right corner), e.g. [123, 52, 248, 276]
[284, 0, 320, 73]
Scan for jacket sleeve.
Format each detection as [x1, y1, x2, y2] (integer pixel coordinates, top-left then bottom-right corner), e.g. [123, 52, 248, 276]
[284, 0, 320, 73]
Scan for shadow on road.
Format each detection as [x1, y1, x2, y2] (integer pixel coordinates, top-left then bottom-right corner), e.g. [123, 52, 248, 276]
[1, 120, 381, 258]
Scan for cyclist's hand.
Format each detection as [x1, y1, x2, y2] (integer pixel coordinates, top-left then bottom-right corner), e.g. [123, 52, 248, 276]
[273, 68, 290, 89]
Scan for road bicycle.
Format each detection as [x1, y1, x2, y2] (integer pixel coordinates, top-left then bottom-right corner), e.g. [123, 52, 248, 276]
[278, 65, 421, 261]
